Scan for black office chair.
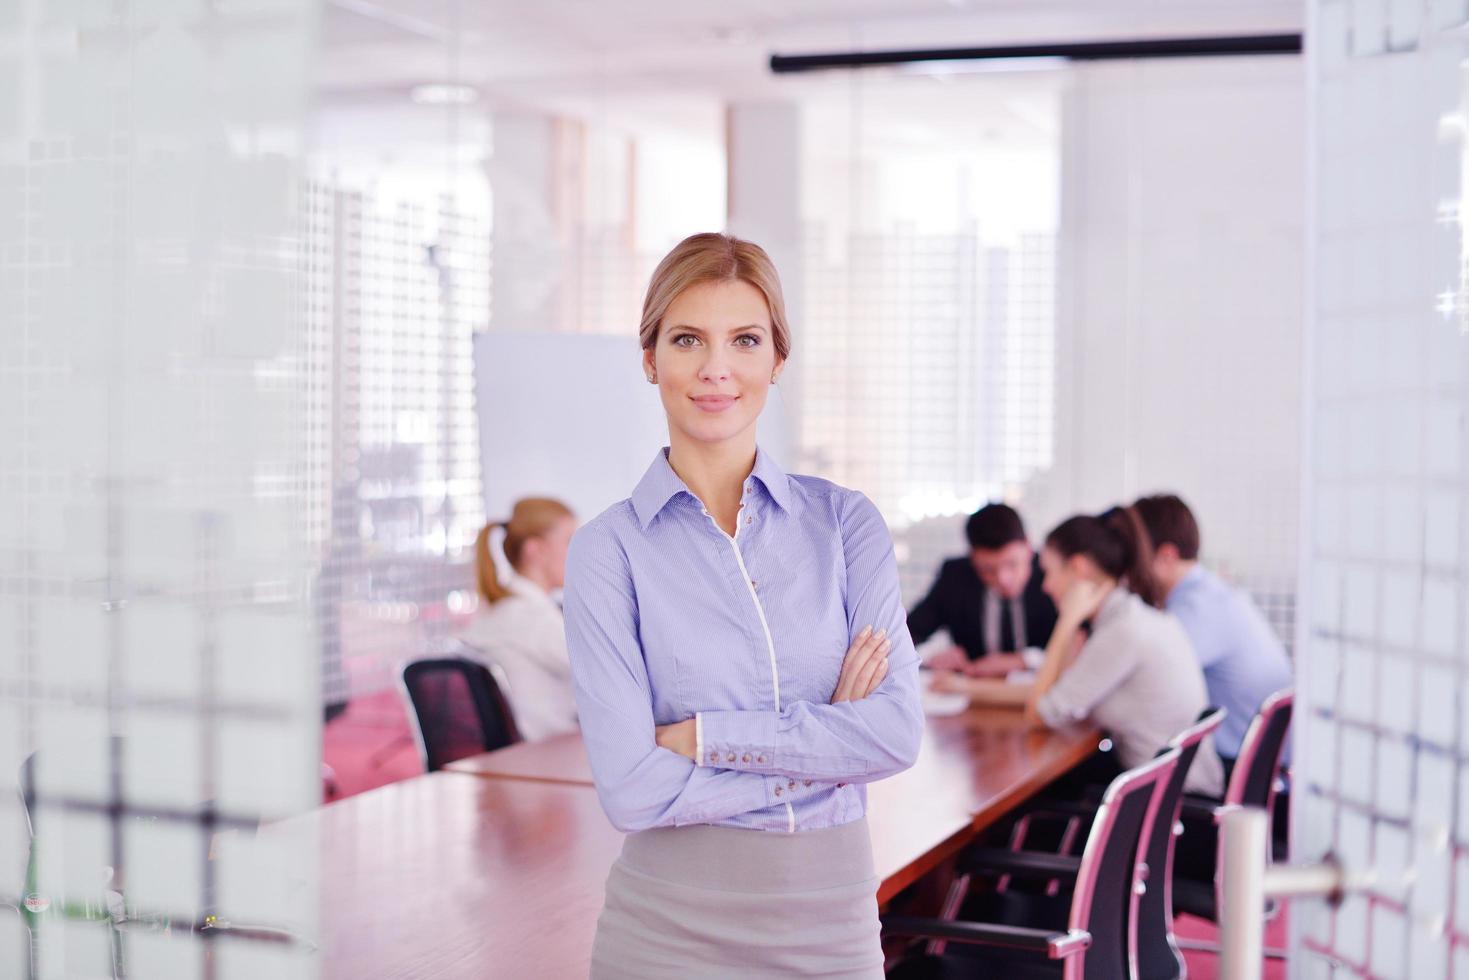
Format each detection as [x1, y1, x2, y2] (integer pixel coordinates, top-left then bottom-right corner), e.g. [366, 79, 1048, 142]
[1173, 688, 1293, 923]
[398, 657, 521, 772]
[884, 748, 1182, 980]
[953, 708, 1226, 980]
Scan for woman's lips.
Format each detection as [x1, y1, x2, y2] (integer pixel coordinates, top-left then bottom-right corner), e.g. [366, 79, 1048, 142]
[691, 395, 738, 413]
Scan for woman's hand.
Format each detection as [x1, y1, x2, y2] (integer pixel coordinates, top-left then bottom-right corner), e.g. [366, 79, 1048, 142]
[654, 719, 697, 760]
[928, 670, 973, 695]
[831, 626, 892, 703]
[1058, 579, 1109, 625]
[963, 652, 1024, 678]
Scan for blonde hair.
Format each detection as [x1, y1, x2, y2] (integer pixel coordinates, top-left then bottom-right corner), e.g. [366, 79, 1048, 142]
[639, 233, 792, 361]
[475, 497, 574, 605]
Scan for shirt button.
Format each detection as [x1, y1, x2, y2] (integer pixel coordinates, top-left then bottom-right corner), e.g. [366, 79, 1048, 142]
[750, 580, 758, 590]
[803, 780, 812, 787]
[774, 786, 783, 797]
[757, 754, 767, 763]
[726, 753, 736, 762]
[742, 754, 751, 763]
[836, 782, 848, 789]
[746, 516, 752, 525]
[707, 752, 719, 763]
[787, 780, 796, 790]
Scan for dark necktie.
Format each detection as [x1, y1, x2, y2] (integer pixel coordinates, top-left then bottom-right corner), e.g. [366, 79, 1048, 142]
[998, 599, 1016, 653]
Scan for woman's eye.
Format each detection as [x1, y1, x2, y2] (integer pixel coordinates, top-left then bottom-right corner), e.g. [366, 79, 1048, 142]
[672, 334, 699, 348]
[734, 334, 761, 348]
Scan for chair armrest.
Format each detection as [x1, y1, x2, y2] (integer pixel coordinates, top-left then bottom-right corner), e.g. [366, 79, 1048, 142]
[959, 847, 1083, 881]
[1026, 799, 1099, 819]
[1180, 794, 1222, 823]
[882, 916, 1091, 959]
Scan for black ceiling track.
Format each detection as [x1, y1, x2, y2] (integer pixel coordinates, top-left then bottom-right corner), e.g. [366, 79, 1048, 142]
[769, 33, 1303, 74]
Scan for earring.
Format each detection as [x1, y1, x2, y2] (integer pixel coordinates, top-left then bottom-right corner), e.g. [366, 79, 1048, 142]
[647, 374, 656, 384]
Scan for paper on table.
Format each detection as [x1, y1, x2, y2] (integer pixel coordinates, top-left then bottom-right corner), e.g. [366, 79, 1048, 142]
[921, 687, 970, 717]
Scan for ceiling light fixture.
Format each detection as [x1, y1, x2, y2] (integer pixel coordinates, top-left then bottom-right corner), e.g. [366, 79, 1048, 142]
[770, 34, 1302, 74]
[410, 84, 480, 106]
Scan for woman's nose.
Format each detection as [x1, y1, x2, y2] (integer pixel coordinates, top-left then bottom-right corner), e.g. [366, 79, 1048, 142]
[698, 352, 731, 382]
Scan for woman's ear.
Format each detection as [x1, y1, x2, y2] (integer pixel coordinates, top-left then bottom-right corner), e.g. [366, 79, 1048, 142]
[771, 356, 785, 385]
[642, 346, 657, 384]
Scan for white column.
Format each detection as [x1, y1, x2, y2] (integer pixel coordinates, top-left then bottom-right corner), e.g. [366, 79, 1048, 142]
[726, 101, 805, 461]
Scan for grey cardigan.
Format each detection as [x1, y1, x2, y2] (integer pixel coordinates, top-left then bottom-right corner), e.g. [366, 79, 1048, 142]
[1038, 588, 1225, 796]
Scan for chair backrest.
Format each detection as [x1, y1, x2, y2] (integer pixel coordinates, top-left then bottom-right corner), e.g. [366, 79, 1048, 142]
[1066, 748, 1181, 980]
[1224, 688, 1293, 809]
[1136, 707, 1227, 980]
[399, 657, 521, 772]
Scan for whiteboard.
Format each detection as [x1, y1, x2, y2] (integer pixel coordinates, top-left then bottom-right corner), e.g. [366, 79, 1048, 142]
[474, 331, 791, 524]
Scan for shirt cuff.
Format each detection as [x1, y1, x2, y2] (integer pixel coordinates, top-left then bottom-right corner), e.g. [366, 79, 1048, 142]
[1020, 646, 1046, 670]
[697, 709, 779, 771]
[764, 772, 822, 808]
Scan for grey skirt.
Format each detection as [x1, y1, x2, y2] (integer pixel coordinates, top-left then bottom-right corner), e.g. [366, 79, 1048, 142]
[589, 817, 884, 979]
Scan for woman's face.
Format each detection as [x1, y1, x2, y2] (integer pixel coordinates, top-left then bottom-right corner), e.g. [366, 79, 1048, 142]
[643, 279, 783, 451]
[1039, 545, 1099, 603]
[1038, 546, 1069, 603]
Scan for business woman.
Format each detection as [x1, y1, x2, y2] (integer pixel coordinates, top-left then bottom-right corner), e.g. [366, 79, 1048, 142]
[562, 232, 925, 978]
[935, 506, 1224, 796]
[460, 498, 579, 742]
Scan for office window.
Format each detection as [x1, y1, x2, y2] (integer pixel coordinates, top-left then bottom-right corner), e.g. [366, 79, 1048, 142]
[795, 72, 1062, 599]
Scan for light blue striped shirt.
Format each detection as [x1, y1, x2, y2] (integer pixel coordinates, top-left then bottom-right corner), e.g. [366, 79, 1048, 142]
[1167, 565, 1294, 762]
[563, 447, 925, 834]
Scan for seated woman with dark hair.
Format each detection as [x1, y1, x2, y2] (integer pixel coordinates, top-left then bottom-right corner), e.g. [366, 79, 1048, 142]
[935, 505, 1224, 796]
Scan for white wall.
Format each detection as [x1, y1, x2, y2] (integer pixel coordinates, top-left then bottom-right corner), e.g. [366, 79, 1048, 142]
[1049, 56, 1306, 595]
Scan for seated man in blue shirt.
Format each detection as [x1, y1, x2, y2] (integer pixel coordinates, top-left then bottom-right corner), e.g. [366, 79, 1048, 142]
[1133, 493, 1293, 775]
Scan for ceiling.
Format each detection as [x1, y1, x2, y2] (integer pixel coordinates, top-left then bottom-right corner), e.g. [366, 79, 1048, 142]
[315, 0, 1305, 113]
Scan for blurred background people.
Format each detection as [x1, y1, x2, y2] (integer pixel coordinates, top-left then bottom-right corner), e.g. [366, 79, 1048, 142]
[1133, 493, 1293, 775]
[908, 503, 1058, 678]
[461, 498, 580, 742]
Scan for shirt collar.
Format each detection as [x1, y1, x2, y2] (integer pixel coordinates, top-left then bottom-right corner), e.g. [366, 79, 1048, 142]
[630, 446, 793, 529]
[749, 446, 794, 514]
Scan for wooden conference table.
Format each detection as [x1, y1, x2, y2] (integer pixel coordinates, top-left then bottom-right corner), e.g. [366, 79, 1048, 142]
[298, 707, 1099, 980]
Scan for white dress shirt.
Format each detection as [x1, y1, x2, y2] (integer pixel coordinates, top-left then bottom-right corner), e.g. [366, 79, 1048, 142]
[459, 571, 579, 742]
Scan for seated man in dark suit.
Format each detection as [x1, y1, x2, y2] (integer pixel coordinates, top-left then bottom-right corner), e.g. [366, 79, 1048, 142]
[908, 503, 1059, 677]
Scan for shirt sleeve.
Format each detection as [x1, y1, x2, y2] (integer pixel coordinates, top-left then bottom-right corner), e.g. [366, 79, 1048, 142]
[695, 492, 926, 783]
[906, 566, 947, 646]
[562, 519, 813, 832]
[1035, 623, 1141, 729]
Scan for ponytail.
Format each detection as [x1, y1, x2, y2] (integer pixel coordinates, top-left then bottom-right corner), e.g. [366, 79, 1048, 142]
[1045, 505, 1162, 608]
[475, 522, 512, 605]
[1100, 505, 1161, 607]
[474, 497, 575, 606]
